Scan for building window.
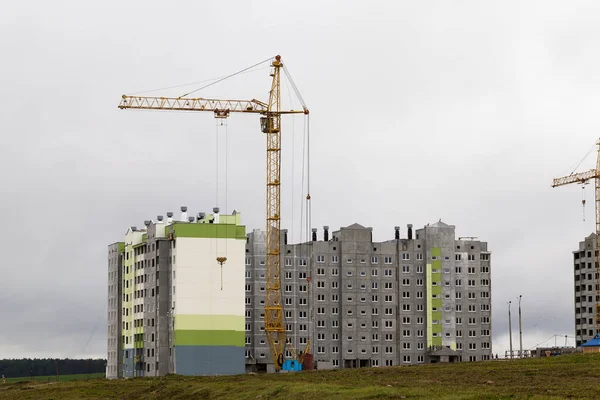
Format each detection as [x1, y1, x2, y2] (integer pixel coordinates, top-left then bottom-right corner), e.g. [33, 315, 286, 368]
[384, 256, 392, 264]
[371, 256, 378, 264]
[331, 255, 339, 263]
[316, 255, 325, 263]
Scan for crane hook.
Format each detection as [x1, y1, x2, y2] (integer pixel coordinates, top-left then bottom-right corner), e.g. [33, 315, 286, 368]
[582, 184, 587, 222]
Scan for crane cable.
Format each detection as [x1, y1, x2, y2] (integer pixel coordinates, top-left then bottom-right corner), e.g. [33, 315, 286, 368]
[179, 56, 275, 98]
[282, 77, 296, 354]
[125, 66, 271, 96]
[215, 118, 230, 289]
[560, 143, 597, 177]
[582, 183, 588, 222]
[282, 64, 308, 111]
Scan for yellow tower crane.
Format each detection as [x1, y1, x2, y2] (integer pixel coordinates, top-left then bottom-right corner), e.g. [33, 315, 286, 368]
[118, 55, 310, 371]
[552, 139, 600, 335]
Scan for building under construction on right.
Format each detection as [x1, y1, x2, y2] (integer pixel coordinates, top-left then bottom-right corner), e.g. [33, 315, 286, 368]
[574, 233, 600, 347]
[552, 139, 600, 347]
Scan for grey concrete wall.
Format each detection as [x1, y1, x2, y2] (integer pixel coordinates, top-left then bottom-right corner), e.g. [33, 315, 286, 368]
[574, 233, 598, 346]
[139, 224, 171, 377]
[245, 222, 492, 369]
[107, 243, 122, 379]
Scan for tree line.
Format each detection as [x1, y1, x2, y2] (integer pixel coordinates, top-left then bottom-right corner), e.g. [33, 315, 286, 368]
[0, 359, 106, 378]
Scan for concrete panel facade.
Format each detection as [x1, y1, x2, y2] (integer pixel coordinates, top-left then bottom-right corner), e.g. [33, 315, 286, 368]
[107, 242, 123, 379]
[574, 233, 599, 346]
[245, 221, 492, 371]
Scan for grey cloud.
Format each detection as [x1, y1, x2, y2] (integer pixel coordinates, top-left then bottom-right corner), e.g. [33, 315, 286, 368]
[2, 0, 600, 358]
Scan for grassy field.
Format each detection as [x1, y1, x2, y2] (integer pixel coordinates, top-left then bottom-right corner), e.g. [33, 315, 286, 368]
[4, 373, 105, 384]
[2, 353, 600, 399]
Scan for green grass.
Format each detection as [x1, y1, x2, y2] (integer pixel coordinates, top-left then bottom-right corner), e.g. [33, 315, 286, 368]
[4, 373, 104, 384]
[3, 353, 600, 399]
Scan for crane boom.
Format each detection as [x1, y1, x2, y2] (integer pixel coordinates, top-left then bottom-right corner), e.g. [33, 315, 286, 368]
[119, 95, 269, 116]
[553, 139, 600, 336]
[552, 169, 598, 188]
[118, 55, 309, 371]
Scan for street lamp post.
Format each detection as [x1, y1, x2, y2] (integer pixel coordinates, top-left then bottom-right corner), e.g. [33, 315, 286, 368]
[518, 295, 523, 358]
[508, 301, 513, 359]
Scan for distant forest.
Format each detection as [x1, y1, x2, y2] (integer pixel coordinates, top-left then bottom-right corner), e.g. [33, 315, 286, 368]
[0, 359, 106, 378]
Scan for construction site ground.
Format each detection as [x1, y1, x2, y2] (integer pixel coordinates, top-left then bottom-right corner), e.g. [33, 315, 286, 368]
[2, 353, 600, 400]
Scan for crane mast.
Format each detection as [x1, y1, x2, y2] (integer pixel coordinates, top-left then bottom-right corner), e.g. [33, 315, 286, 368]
[263, 56, 287, 369]
[552, 139, 600, 333]
[118, 55, 308, 371]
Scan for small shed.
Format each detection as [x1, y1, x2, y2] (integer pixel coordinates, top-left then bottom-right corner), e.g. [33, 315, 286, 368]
[581, 334, 600, 354]
[281, 359, 303, 372]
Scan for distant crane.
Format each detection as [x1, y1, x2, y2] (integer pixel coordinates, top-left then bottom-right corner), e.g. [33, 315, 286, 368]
[118, 55, 310, 371]
[552, 138, 600, 332]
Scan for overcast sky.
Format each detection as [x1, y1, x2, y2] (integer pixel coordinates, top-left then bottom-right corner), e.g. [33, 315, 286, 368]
[2, 0, 600, 359]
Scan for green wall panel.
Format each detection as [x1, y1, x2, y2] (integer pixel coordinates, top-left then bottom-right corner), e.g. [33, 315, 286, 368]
[174, 330, 245, 347]
[169, 224, 246, 240]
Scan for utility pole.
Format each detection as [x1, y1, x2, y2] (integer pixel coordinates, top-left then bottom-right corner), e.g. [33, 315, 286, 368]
[518, 295, 523, 358]
[508, 301, 513, 359]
